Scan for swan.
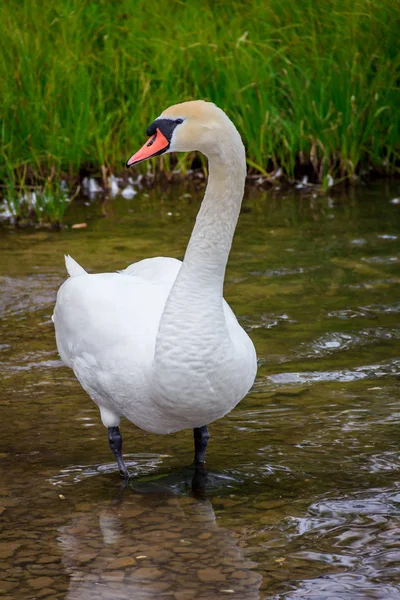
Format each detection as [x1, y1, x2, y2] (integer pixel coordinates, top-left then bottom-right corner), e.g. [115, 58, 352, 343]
[53, 100, 257, 479]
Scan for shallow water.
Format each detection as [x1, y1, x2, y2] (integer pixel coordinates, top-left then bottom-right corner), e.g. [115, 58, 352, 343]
[0, 181, 399, 599]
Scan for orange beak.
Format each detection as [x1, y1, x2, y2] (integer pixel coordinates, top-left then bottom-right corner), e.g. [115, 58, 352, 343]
[126, 128, 170, 168]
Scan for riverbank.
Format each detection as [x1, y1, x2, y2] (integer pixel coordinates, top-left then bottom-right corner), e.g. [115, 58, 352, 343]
[0, 0, 399, 224]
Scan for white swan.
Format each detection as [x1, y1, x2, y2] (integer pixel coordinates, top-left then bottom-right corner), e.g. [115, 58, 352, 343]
[53, 101, 257, 478]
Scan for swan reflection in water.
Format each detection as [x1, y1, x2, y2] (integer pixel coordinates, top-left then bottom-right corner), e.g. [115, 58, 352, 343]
[58, 470, 262, 600]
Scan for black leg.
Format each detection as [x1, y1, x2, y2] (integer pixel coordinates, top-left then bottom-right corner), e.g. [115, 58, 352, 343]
[191, 464, 208, 497]
[193, 425, 210, 465]
[108, 426, 130, 479]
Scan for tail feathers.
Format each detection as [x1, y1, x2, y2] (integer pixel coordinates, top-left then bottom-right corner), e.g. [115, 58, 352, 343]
[65, 255, 87, 277]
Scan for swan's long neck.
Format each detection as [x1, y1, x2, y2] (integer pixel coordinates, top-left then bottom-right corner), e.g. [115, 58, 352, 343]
[181, 146, 246, 294]
[165, 127, 246, 307]
[152, 126, 246, 395]
[147, 108, 254, 424]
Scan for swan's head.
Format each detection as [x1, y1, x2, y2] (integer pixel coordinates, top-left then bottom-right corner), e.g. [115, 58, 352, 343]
[126, 100, 242, 167]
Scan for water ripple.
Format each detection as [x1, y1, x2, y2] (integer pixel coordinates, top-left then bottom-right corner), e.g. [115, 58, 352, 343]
[306, 328, 400, 357]
[266, 358, 400, 387]
[49, 454, 169, 486]
[328, 302, 400, 320]
[277, 574, 400, 599]
[0, 274, 61, 316]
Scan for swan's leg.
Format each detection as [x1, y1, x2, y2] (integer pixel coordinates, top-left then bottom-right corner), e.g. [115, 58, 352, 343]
[193, 425, 210, 465]
[99, 407, 129, 479]
[108, 427, 130, 480]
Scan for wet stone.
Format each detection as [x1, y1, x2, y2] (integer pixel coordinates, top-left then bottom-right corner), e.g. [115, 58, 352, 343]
[35, 588, 58, 598]
[27, 564, 48, 573]
[0, 541, 21, 559]
[173, 546, 200, 555]
[149, 549, 174, 563]
[175, 577, 201, 589]
[258, 513, 283, 525]
[173, 591, 197, 600]
[0, 581, 16, 593]
[74, 551, 97, 564]
[233, 570, 261, 585]
[67, 525, 89, 535]
[107, 556, 136, 569]
[148, 581, 172, 592]
[38, 554, 59, 564]
[119, 508, 145, 518]
[14, 554, 35, 565]
[85, 574, 100, 582]
[255, 499, 286, 510]
[134, 567, 163, 579]
[119, 545, 140, 555]
[28, 576, 54, 589]
[85, 539, 102, 549]
[232, 570, 249, 579]
[197, 567, 226, 582]
[74, 502, 93, 511]
[102, 570, 125, 582]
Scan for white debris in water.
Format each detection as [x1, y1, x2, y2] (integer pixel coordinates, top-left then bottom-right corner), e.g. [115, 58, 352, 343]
[272, 167, 282, 179]
[82, 177, 102, 193]
[327, 174, 334, 187]
[390, 198, 400, 204]
[296, 175, 309, 189]
[121, 185, 137, 199]
[128, 174, 143, 187]
[0, 204, 17, 220]
[378, 234, 398, 240]
[30, 191, 38, 207]
[108, 175, 120, 197]
[60, 180, 68, 192]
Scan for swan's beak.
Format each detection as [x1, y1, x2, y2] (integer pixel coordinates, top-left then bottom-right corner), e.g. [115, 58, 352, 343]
[126, 129, 169, 168]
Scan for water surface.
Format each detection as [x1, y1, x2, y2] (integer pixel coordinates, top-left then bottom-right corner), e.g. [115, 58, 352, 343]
[0, 182, 399, 599]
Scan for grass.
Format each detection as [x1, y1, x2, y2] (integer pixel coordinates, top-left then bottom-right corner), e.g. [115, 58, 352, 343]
[0, 0, 399, 209]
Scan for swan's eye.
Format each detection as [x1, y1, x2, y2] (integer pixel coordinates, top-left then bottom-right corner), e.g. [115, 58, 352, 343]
[175, 118, 183, 125]
[146, 134, 157, 147]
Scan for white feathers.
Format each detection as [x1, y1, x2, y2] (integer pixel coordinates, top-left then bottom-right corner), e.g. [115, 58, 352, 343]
[65, 255, 88, 278]
[53, 101, 257, 435]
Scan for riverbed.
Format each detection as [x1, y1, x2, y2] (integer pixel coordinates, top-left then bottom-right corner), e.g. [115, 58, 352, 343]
[0, 181, 399, 599]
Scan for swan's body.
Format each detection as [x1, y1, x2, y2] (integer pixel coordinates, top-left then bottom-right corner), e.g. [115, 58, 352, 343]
[55, 256, 255, 434]
[53, 100, 257, 475]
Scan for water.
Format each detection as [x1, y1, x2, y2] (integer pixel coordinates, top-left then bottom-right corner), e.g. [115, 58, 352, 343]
[0, 182, 399, 599]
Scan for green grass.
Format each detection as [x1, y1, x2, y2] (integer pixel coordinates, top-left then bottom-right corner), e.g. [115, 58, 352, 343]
[0, 0, 399, 195]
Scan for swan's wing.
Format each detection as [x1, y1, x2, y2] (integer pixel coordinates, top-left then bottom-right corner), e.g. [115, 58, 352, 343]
[53, 272, 176, 426]
[121, 257, 182, 284]
[65, 255, 87, 277]
[64, 254, 181, 283]
[53, 272, 171, 371]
